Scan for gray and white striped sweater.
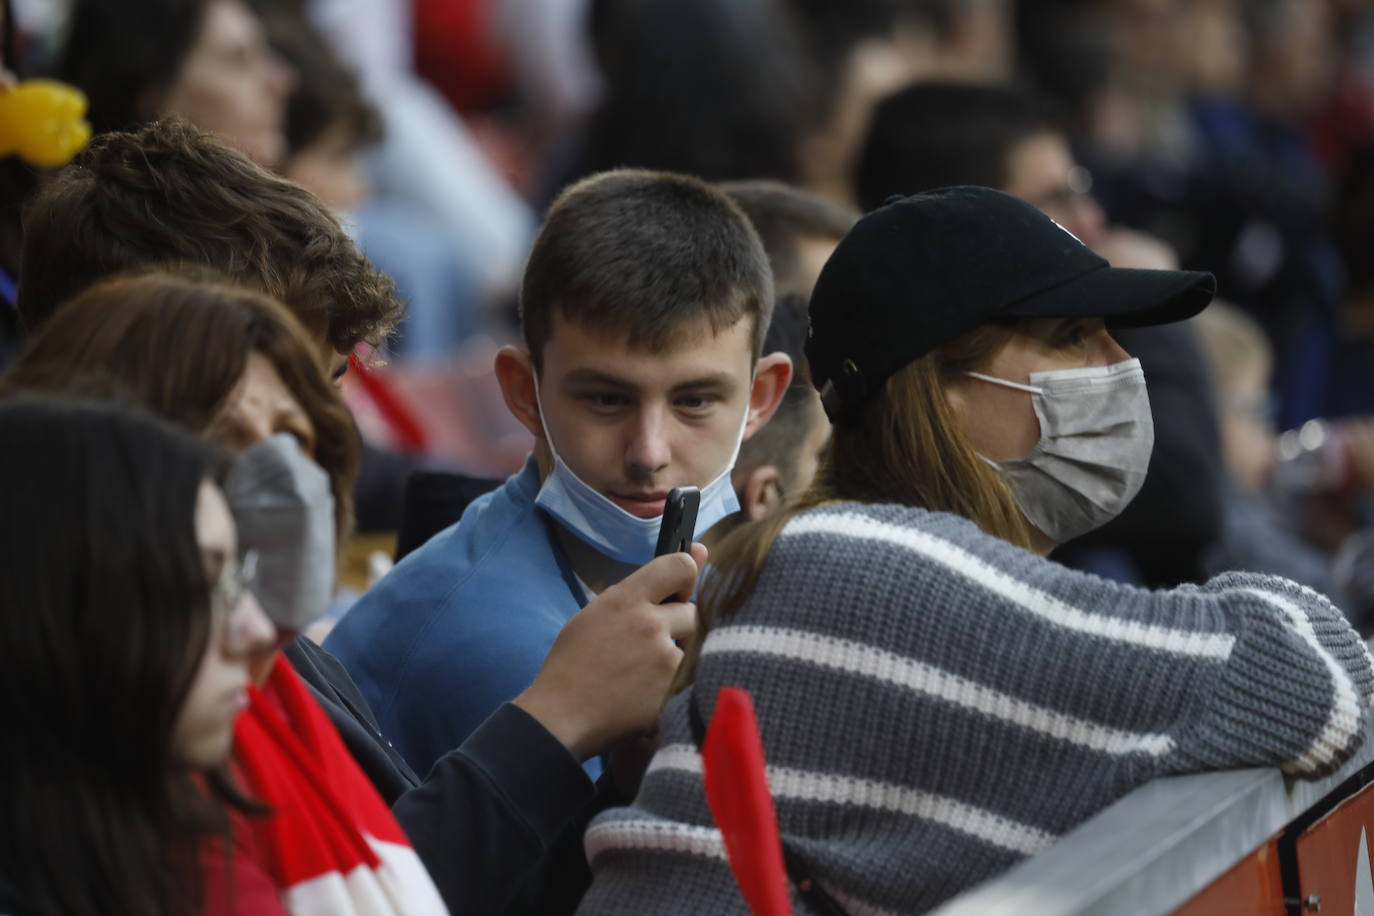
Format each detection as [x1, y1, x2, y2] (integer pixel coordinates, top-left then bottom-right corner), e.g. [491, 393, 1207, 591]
[577, 502, 1374, 915]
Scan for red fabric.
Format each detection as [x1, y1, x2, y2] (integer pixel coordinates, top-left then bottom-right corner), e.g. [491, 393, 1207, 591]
[412, 0, 511, 114]
[348, 354, 430, 453]
[702, 687, 792, 916]
[231, 655, 414, 889]
[201, 830, 288, 916]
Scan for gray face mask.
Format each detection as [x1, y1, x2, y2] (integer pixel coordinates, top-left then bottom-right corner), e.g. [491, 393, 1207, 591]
[222, 433, 336, 631]
[967, 358, 1154, 545]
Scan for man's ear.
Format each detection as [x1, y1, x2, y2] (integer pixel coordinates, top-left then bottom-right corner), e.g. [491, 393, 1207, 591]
[494, 345, 544, 440]
[739, 464, 785, 521]
[745, 351, 793, 440]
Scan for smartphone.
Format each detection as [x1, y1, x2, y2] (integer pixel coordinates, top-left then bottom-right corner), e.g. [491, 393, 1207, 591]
[654, 486, 701, 557]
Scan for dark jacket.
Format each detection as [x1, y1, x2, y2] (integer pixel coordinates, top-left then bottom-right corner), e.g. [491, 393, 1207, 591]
[284, 636, 604, 915]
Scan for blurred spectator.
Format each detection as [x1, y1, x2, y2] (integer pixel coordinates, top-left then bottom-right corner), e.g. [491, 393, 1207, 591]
[1324, 142, 1374, 420]
[304, 0, 536, 302]
[783, 0, 943, 204]
[57, 0, 519, 355]
[567, 0, 812, 189]
[59, 0, 295, 168]
[263, 8, 482, 359]
[1196, 300, 1374, 632]
[857, 81, 1223, 586]
[266, 9, 380, 214]
[720, 178, 857, 298]
[1020, 0, 1348, 430]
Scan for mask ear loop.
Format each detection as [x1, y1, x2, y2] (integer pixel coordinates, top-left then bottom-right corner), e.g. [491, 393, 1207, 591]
[531, 371, 565, 465]
[963, 372, 1047, 470]
[964, 371, 1045, 395]
[536, 367, 750, 494]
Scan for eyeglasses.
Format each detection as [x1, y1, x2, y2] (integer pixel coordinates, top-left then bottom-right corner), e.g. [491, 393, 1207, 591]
[212, 549, 259, 618]
[1027, 166, 1095, 213]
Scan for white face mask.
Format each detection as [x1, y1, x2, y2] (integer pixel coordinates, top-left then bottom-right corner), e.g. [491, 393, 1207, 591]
[532, 377, 747, 565]
[966, 357, 1154, 544]
[222, 433, 337, 631]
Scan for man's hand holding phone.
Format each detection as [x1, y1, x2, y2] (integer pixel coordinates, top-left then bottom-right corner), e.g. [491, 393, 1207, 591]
[514, 538, 707, 762]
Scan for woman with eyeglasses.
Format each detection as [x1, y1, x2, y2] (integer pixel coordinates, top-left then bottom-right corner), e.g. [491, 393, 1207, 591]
[0, 395, 277, 916]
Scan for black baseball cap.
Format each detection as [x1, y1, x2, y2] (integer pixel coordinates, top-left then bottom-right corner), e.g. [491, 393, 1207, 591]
[806, 186, 1216, 422]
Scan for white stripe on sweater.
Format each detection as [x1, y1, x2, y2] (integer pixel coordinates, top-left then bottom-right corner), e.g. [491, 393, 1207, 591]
[703, 625, 1177, 757]
[584, 818, 903, 916]
[782, 512, 1234, 659]
[1239, 587, 1365, 775]
[647, 744, 1056, 856]
[1283, 579, 1374, 706]
[585, 819, 726, 863]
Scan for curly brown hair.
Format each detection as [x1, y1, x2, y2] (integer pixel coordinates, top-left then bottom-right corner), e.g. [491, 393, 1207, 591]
[5, 269, 360, 539]
[18, 117, 402, 354]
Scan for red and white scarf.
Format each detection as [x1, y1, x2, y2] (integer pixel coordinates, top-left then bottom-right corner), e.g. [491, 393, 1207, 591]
[231, 654, 448, 914]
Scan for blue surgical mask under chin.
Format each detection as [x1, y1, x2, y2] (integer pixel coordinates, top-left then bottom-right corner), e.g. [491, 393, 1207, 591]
[532, 380, 746, 565]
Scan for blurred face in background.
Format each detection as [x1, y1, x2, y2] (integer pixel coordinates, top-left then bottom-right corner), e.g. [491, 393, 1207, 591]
[283, 123, 371, 213]
[1249, 0, 1333, 118]
[1219, 354, 1277, 493]
[1181, 0, 1248, 98]
[1003, 130, 1106, 248]
[160, 0, 294, 168]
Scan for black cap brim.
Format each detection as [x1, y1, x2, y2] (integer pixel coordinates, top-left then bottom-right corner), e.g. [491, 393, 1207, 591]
[1005, 264, 1216, 329]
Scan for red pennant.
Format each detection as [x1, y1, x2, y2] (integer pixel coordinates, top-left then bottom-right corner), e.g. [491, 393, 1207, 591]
[702, 687, 792, 916]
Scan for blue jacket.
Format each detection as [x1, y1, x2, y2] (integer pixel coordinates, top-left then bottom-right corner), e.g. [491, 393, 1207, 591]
[326, 458, 594, 777]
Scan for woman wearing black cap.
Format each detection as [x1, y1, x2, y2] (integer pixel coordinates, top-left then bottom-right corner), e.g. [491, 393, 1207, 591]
[577, 187, 1374, 914]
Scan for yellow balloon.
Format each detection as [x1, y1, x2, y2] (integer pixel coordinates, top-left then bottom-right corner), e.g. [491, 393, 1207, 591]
[0, 79, 92, 168]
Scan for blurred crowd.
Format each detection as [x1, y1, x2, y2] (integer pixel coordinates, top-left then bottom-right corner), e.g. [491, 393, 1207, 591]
[4, 0, 1374, 914]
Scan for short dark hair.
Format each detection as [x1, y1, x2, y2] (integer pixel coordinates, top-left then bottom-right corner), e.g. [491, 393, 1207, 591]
[17, 118, 402, 352]
[6, 269, 359, 539]
[520, 169, 773, 368]
[719, 179, 856, 297]
[58, 0, 210, 136]
[855, 82, 1061, 211]
[736, 291, 823, 482]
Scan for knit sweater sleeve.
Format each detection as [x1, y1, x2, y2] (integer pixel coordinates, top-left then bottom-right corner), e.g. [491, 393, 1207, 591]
[578, 503, 1374, 915]
[1163, 570, 1374, 776]
[770, 503, 1374, 781]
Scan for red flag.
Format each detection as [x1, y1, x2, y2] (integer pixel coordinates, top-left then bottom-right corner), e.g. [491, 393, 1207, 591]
[702, 687, 792, 916]
[347, 353, 430, 453]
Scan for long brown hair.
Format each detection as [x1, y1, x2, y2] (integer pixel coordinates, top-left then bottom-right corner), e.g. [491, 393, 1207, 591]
[680, 322, 1031, 686]
[3, 270, 359, 539]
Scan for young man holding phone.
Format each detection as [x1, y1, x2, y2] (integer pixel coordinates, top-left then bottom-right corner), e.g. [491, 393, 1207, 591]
[327, 169, 791, 778]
